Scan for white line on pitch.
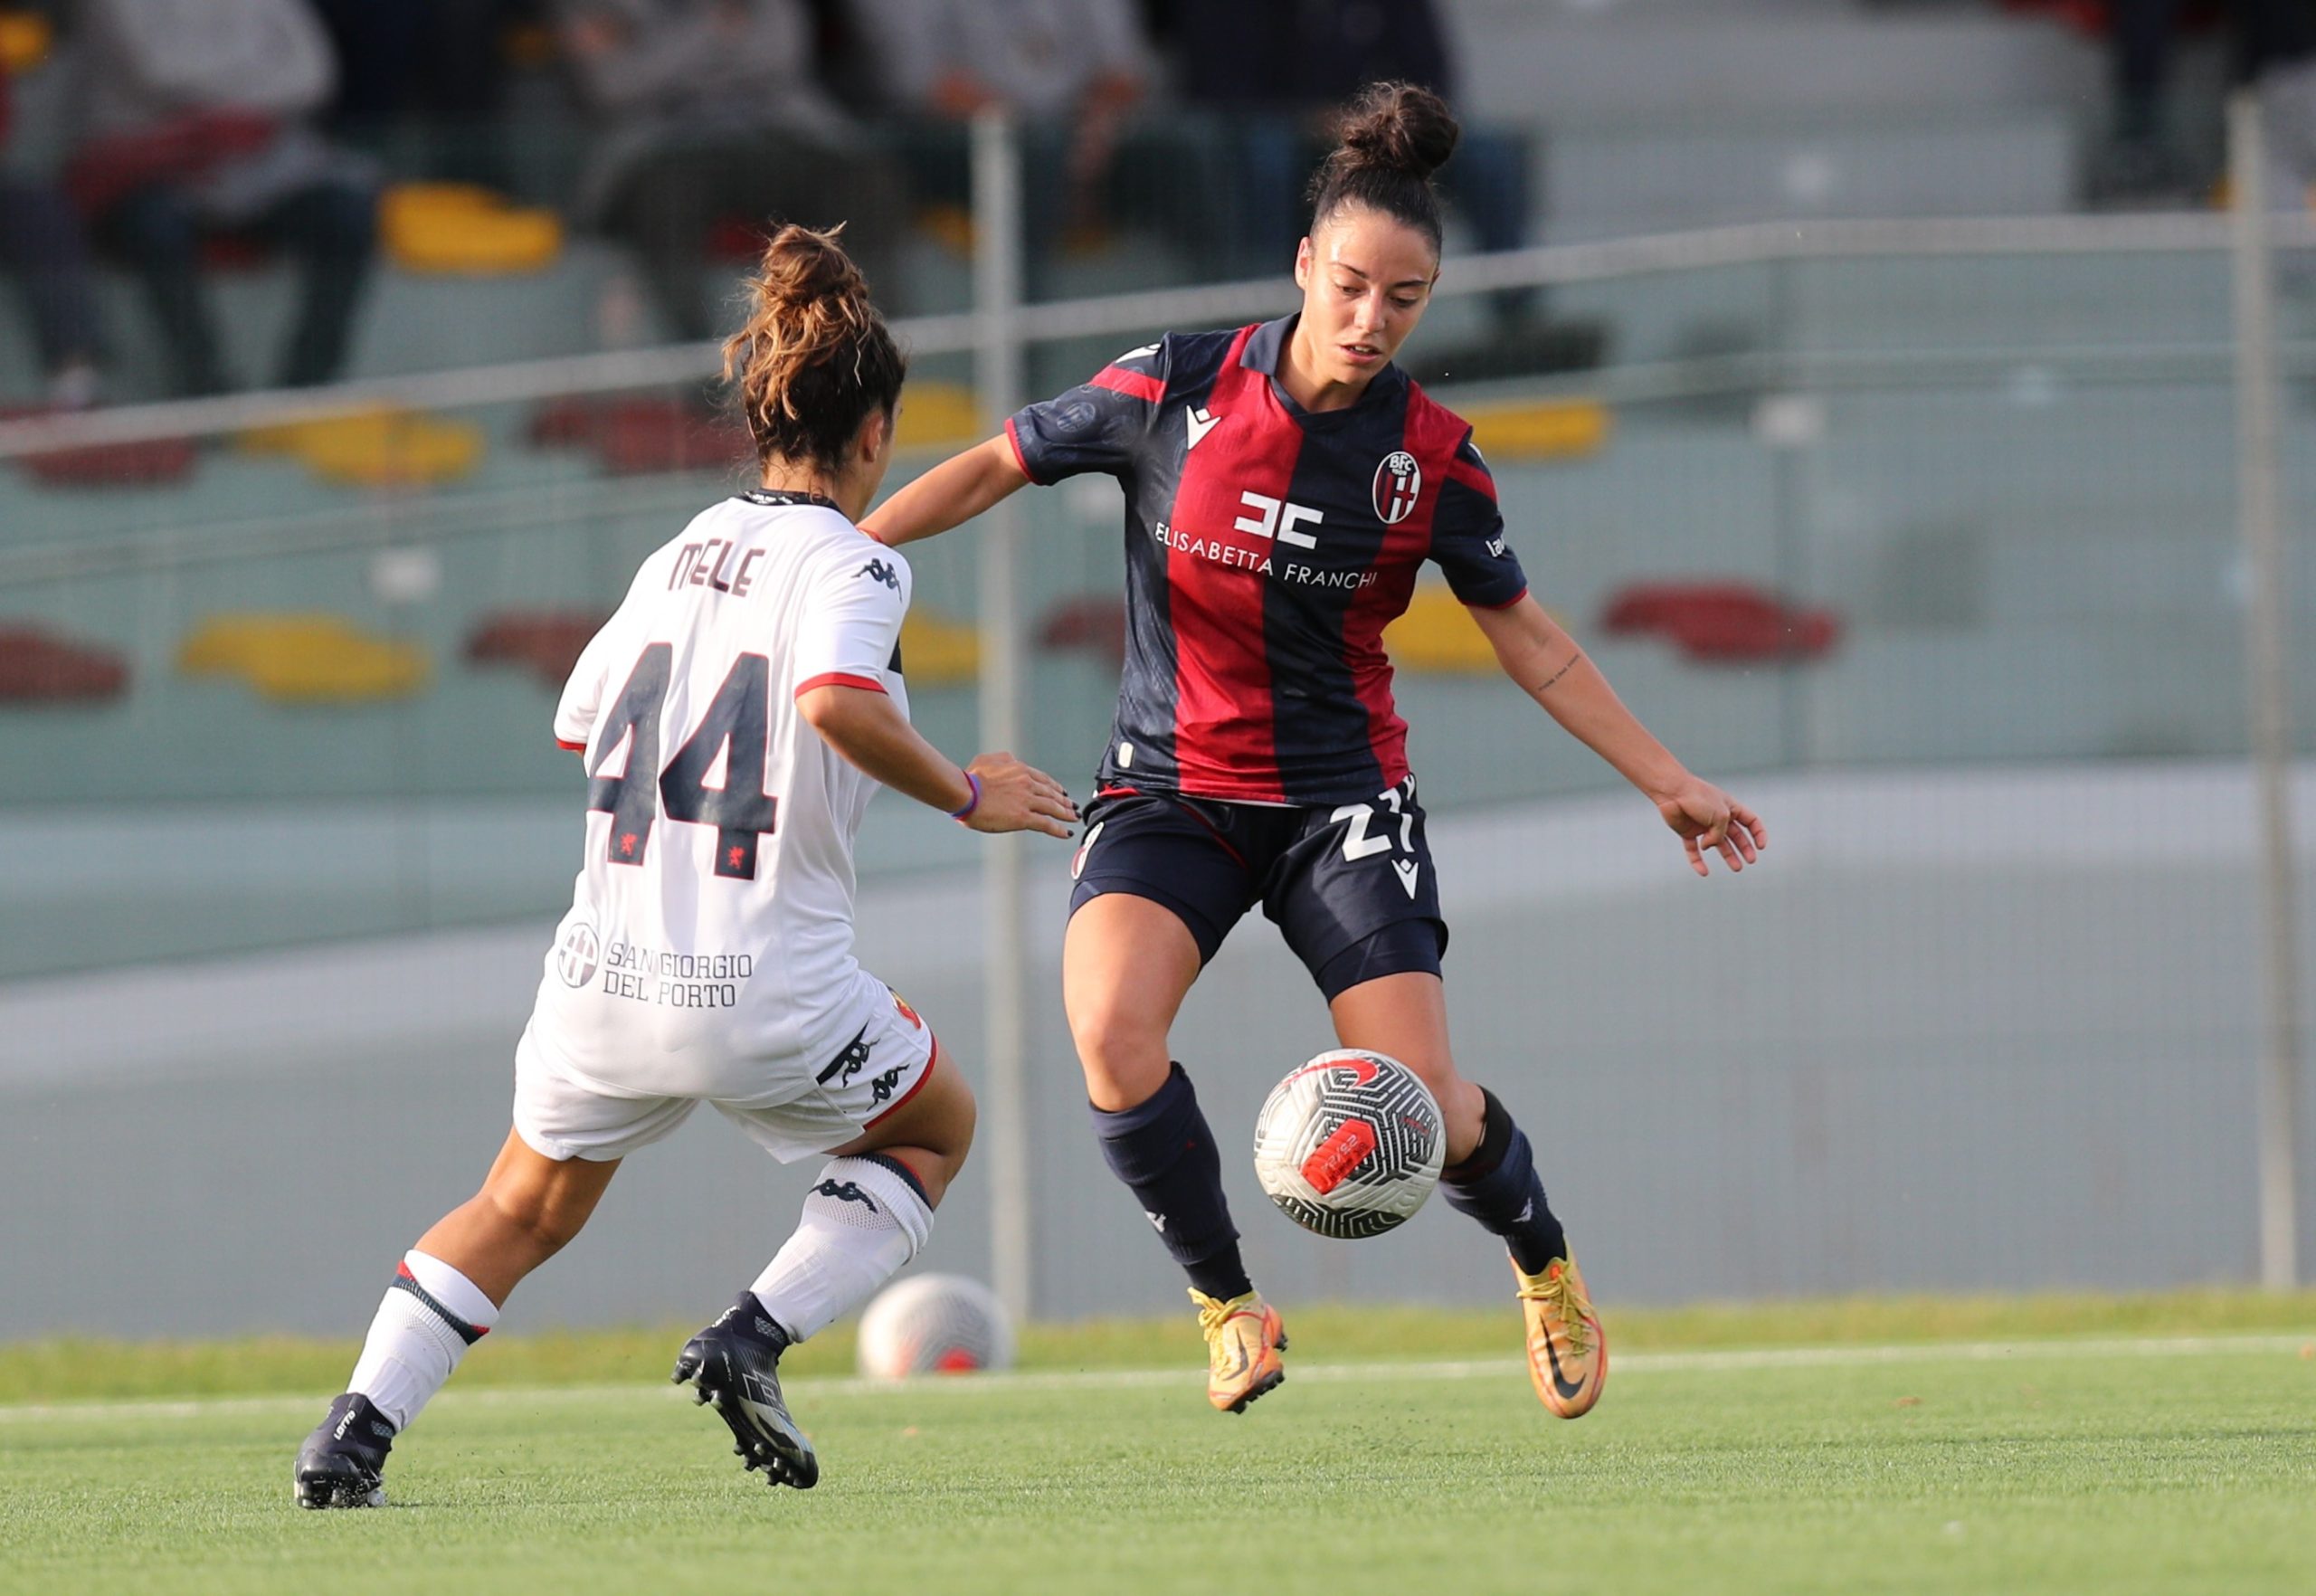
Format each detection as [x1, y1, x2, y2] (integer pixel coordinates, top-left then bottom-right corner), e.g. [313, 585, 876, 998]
[1, 1332, 2307, 1424]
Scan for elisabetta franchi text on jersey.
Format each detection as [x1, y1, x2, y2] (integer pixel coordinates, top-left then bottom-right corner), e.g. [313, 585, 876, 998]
[1005, 315, 1527, 807]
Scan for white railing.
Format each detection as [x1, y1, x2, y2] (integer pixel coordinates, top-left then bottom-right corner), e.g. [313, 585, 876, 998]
[7, 211, 2316, 463]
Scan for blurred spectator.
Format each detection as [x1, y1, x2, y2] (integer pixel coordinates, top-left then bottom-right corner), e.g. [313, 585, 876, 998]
[0, 66, 103, 407]
[308, 0, 533, 191]
[2086, 0, 2199, 204]
[844, 0, 1244, 292]
[2236, 0, 2316, 206]
[1161, 0, 1603, 372]
[2080, 2, 2316, 207]
[556, 0, 910, 338]
[69, 0, 380, 395]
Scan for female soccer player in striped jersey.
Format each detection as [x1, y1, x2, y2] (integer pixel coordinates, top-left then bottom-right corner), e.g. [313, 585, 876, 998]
[293, 225, 1077, 1506]
[865, 83, 1765, 1419]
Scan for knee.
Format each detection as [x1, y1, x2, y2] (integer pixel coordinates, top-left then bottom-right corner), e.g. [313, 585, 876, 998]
[297, 182, 380, 260]
[918, 1085, 976, 1186]
[483, 1176, 589, 1258]
[1068, 997, 1172, 1107]
[104, 186, 200, 261]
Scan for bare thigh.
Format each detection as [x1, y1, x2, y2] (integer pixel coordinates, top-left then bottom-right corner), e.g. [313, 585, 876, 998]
[1062, 892, 1205, 1112]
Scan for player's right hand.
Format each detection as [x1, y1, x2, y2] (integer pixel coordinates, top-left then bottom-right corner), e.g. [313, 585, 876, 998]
[963, 753, 1077, 839]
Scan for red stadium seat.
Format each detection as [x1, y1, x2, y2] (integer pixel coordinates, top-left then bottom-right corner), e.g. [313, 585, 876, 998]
[463, 610, 610, 689]
[526, 395, 751, 476]
[1599, 581, 1841, 665]
[1036, 594, 1127, 665]
[17, 435, 198, 489]
[0, 624, 130, 701]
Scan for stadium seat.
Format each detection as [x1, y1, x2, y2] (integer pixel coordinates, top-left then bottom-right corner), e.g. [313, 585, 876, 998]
[1464, 398, 1612, 461]
[894, 382, 981, 451]
[177, 613, 430, 703]
[381, 184, 564, 275]
[0, 9, 52, 71]
[1036, 594, 1126, 664]
[463, 610, 609, 688]
[527, 395, 751, 476]
[0, 623, 128, 701]
[900, 610, 981, 686]
[1599, 580, 1841, 664]
[1383, 585, 1500, 673]
[238, 407, 485, 489]
[16, 435, 198, 489]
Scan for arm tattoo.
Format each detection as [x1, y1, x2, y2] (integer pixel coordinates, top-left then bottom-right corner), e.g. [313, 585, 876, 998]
[1533, 651, 1582, 693]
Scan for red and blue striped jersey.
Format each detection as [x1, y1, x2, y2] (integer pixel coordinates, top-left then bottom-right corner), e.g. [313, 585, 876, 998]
[1006, 315, 1527, 805]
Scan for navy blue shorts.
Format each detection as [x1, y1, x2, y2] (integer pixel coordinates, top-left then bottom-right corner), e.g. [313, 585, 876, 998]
[1067, 777, 1448, 1001]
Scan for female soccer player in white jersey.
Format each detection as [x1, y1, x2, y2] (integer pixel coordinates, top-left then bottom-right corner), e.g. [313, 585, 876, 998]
[294, 224, 1077, 1506]
[863, 84, 1764, 1420]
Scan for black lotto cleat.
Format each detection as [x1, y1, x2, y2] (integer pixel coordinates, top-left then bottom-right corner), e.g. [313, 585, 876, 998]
[672, 1293, 820, 1491]
[294, 1392, 395, 1508]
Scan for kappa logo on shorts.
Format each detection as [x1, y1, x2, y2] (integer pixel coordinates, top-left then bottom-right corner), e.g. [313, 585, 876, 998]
[814, 1025, 874, 1086]
[813, 1178, 879, 1212]
[868, 1066, 906, 1103]
[555, 921, 601, 988]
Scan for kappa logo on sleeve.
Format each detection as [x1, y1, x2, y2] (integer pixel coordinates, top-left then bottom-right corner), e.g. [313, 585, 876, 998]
[857, 558, 901, 591]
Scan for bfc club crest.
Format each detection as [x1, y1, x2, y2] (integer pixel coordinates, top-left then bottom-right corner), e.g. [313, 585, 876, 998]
[1372, 451, 1422, 525]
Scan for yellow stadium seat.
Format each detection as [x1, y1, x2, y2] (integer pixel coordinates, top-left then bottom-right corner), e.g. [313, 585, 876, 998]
[238, 407, 485, 488]
[1383, 587, 1564, 674]
[0, 11, 54, 72]
[900, 610, 981, 686]
[1463, 397, 1612, 461]
[381, 184, 564, 275]
[1384, 586, 1497, 673]
[177, 613, 430, 703]
[895, 382, 982, 451]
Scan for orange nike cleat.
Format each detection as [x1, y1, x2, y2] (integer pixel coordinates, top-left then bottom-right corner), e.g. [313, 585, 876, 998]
[1514, 1255, 1607, 1419]
[1191, 1288, 1286, 1413]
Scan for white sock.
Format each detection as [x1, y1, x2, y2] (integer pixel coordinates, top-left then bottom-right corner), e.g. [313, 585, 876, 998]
[751, 1155, 935, 1342]
[346, 1251, 500, 1431]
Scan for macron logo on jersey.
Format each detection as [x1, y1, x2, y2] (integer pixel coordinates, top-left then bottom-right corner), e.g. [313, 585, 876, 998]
[1186, 405, 1221, 451]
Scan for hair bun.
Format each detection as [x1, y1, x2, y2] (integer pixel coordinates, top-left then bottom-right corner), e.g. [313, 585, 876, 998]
[755, 222, 866, 308]
[1334, 82, 1459, 181]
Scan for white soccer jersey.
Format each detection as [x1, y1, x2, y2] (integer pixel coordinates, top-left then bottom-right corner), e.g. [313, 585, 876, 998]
[527, 489, 914, 1101]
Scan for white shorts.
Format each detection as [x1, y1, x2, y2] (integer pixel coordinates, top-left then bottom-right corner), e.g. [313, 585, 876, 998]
[512, 985, 940, 1164]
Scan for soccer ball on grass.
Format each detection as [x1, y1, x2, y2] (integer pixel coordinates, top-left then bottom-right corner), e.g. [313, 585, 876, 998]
[856, 1272, 1015, 1378]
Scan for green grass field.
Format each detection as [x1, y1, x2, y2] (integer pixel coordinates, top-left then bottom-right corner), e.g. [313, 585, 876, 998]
[4, 1294, 2313, 1595]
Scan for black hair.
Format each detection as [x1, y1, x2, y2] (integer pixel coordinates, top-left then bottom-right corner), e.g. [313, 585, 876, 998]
[1305, 81, 1461, 253]
[721, 223, 907, 473]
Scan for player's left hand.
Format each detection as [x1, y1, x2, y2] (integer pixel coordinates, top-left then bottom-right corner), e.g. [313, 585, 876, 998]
[1655, 776, 1766, 878]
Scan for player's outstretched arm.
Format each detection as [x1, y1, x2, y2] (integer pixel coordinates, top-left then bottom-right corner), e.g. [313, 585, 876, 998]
[859, 436, 1032, 547]
[1466, 594, 1767, 878]
[798, 684, 1077, 838]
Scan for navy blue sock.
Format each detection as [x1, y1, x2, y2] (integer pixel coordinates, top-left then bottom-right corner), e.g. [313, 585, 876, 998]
[1439, 1088, 1568, 1276]
[1090, 1063, 1253, 1302]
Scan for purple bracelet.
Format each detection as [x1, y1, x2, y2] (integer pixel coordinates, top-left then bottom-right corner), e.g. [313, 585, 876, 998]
[948, 771, 982, 822]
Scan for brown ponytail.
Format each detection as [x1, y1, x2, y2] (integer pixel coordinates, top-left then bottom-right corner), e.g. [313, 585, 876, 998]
[1305, 81, 1461, 252]
[721, 223, 906, 473]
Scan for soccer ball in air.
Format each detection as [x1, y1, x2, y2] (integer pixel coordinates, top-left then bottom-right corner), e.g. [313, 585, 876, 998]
[856, 1273, 1016, 1378]
[1252, 1050, 1446, 1239]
